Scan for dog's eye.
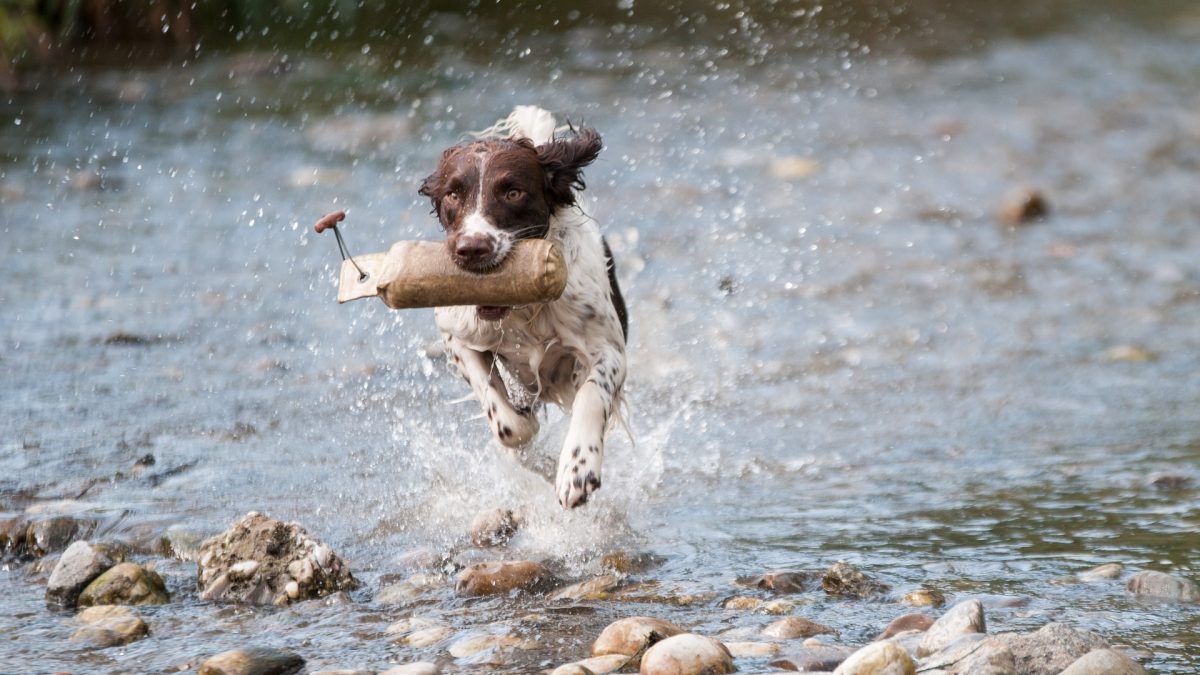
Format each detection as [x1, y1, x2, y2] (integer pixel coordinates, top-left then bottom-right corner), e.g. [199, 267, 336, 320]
[445, 191, 460, 203]
[505, 189, 524, 201]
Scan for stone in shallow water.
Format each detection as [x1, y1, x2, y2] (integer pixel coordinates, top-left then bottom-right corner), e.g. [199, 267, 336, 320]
[469, 508, 520, 547]
[916, 600, 985, 657]
[385, 616, 447, 636]
[639, 634, 734, 675]
[822, 561, 889, 598]
[600, 551, 663, 574]
[902, 588, 945, 607]
[377, 664, 439, 675]
[592, 616, 685, 661]
[723, 595, 763, 610]
[69, 605, 149, 648]
[78, 562, 169, 606]
[447, 631, 535, 658]
[1058, 648, 1148, 675]
[832, 641, 915, 675]
[1125, 570, 1199, 601]
[197, 512, 359, 606]
[26, 516, 96, 556]
[455, 560, 555, 596]
[1078, 563, 1123, 582]
[399, 626, 454, 648]
[876, 613, 934, 640]
[197, 647, 305, 675]
[763, 616, 835, 639]
[45, 540, 116, 609]
[551, 574, 621, 601]
[751, 569, 816, 594]
[550, 654, 628, 675]
[941, 637, 1017, 675]
[994, 622, 1109, 675]
[724, 641, 780, 657]
[770, 644, 856, 671]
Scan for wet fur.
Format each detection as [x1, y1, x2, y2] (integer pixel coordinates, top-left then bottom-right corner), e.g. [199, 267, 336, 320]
[419, 107, 628, 509]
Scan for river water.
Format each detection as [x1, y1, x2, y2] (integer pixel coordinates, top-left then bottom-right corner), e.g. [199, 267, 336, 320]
[2, 1, 1199, 672]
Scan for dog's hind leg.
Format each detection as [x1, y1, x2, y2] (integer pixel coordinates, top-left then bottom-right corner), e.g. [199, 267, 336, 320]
[443, 335, 539, 448]
[555, 343, 626, 509]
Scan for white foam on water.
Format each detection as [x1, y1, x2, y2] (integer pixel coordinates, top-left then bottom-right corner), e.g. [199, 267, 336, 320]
[382, 390, 695, 572]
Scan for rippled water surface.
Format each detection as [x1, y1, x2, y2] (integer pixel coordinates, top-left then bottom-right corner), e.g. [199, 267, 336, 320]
[3, 1, 1200, 672]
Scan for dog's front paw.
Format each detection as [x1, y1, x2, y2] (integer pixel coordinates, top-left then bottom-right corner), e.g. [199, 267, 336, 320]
[489, 400, 539, 448]
[555, 445, 602, 509]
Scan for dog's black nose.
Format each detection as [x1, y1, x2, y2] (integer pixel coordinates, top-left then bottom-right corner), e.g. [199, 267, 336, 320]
[454, 234, 494, 266]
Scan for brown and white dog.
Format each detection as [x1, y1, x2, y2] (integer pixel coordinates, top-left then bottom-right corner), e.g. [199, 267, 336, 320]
[419, 107, 628, 509]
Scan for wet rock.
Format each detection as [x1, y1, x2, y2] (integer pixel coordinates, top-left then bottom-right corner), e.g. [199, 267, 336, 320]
[551, 654, 628, 675]
[1058, 648, 1148, 675]
[377, 573, 447, 604]
[70, 605, 149, 648]
[761, 599, 796, 615]
[750, 569, 815, 594]
[313, 670, 375, 675]
[0, 515, 28, 556]
[917, 600, 985, 657]
[901, 588, 945, 607]
[396, 547, 450, 572]
[197, 512, 359, 605]
[455, 560, 555, 596]
[883, 630, 927, 660]
[447, 631, 535, 658]
[879, 614, 934, 644]
[1125, 570, 1199, 601]
[822, 561, 889, 598]
[46, 540, 116, 609]
[1103, 345, 1157, 363]
[919, 633, 988, 667]
[1078, 562, 1123, 582]
[723, 595, 763, 610]
[601, 551, 663, 575]
[551, 574, 621, 601]
[997, 187, 1048, 226]
[26, 516, 95, 556]
[398, 625, 454, 647]
[994, 622, 1109, 675]
[770, 645, 856, 671]
[593, 616, 685, 660]
[197, 647, 305, 675]
[639, 634, 734, 675]
[378, 664, 440, 675]
[469, 508, 521, 547]
[832, 641, 915, 675]
[1149, 474, 1191, 490]
[550, 665, 595, 675]
[385, 616, 447, 637]
[938, 636, 1016, 674]
[724, 641, 780, 657]
[763, 616, 835, 640]
[78, 562, 169, 606]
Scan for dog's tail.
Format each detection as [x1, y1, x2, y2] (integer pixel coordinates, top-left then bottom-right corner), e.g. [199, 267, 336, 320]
[474, 105, 560, 146]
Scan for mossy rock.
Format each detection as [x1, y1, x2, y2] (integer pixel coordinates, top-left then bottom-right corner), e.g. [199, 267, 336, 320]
[78, 562, 170, 606]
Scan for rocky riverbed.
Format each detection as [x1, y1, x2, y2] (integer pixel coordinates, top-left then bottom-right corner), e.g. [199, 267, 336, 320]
[2, 508, 1194, 672]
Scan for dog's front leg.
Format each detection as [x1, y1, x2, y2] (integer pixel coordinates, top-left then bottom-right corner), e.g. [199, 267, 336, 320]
[443, 335, 539, 448]
[556, 344, 626, 509]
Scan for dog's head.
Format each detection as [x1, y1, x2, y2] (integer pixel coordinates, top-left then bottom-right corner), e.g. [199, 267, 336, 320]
[419, 127, 602, 274]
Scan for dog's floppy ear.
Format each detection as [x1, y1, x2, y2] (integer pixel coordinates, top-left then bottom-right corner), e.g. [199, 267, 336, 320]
[418, 146, 460, 218]
[536, 126, 602, 210]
